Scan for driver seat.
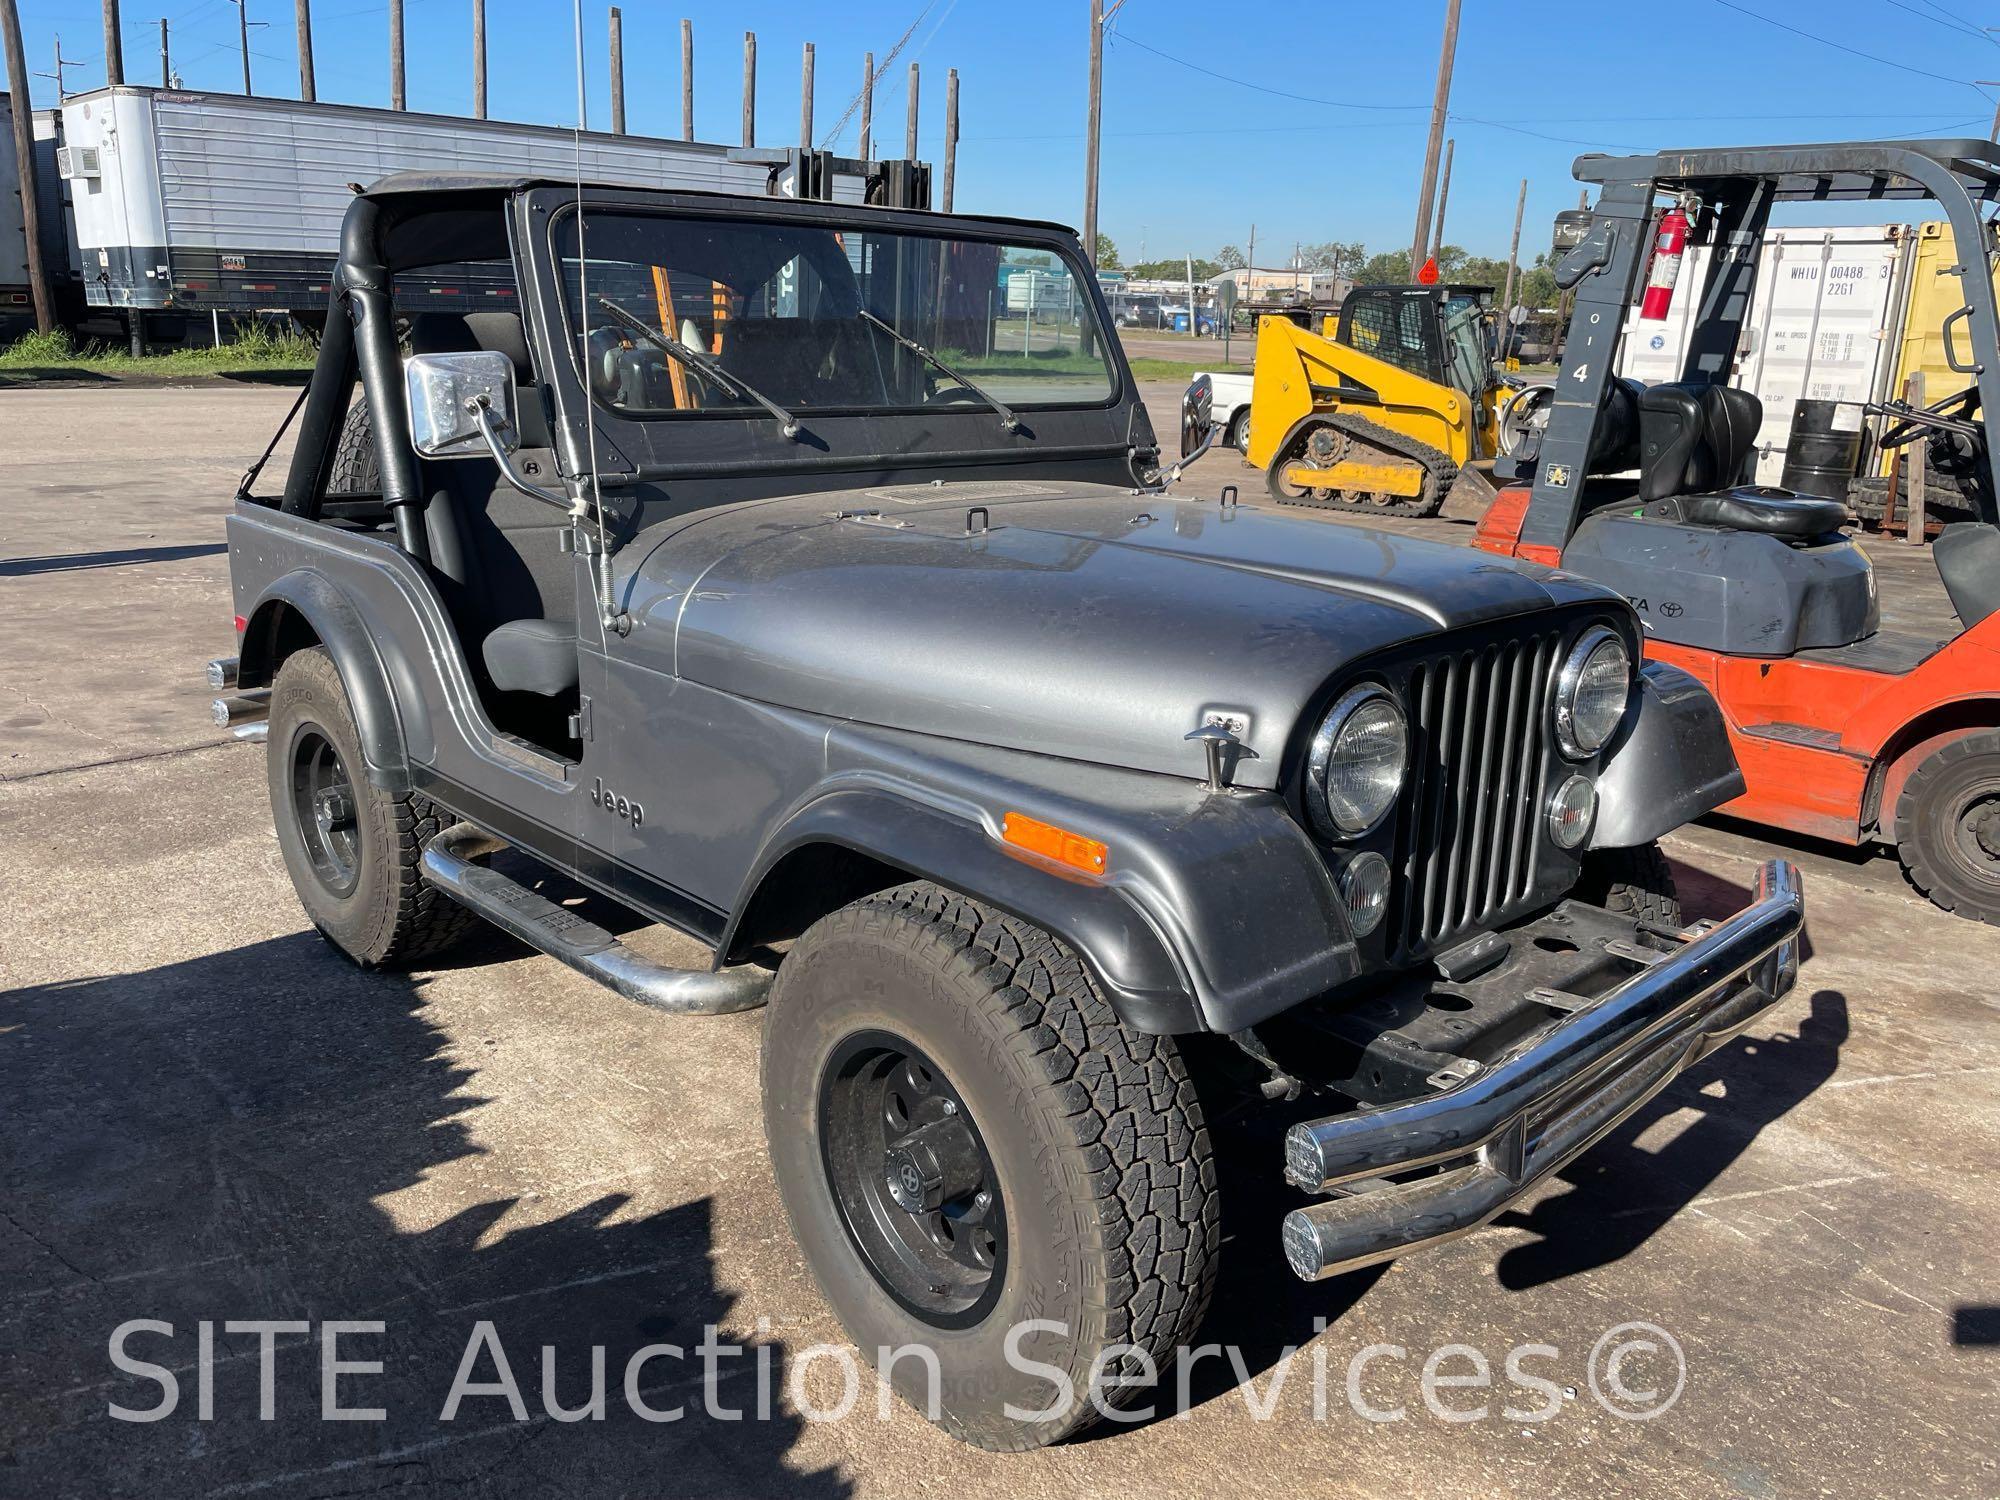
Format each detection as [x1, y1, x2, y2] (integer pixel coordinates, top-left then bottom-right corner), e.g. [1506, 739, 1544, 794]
[1635, 383, 1848, 538]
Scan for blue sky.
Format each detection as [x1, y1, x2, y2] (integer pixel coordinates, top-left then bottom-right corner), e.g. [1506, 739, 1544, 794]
[12, 0, 2000, 263]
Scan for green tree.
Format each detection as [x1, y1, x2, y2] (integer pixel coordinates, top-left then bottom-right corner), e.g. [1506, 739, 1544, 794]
[1093, 233, 1120, 270]
[1356, 249, 1411, 285]
[1301, 240, 1367, 276]
[1125, 257, 1222, 281]
[1213, 244, 1246, 271]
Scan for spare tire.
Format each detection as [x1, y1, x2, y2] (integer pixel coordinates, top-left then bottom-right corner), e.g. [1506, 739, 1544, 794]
[328, 400, 379, 497]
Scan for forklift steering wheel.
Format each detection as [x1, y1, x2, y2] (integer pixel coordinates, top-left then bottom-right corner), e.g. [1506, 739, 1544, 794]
[1497, 383, 1556, 457]
[1878, 384, 1983, 449]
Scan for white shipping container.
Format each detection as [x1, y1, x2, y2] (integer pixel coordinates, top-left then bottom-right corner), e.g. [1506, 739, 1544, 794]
[1614, 224, 1913, 483]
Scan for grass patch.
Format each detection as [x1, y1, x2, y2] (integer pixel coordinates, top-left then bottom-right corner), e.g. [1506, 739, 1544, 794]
[0, 325, 317, 382]
[1127, 356, 1246, 382]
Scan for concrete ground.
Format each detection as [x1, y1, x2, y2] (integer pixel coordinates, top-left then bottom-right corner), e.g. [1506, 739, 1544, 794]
[3, 382, 1998, 1499]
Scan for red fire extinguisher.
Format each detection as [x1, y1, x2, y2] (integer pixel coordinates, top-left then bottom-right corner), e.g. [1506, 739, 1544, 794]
[1640, 207, 1690, 321]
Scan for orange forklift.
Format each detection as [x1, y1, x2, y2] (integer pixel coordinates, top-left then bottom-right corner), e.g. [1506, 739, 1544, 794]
[1474, 140, 2000, 922]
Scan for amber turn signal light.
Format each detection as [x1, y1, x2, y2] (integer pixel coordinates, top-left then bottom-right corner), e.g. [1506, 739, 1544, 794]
[1001, 812, 1108, 877]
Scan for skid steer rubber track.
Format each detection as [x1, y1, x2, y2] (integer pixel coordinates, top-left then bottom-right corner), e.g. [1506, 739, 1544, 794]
[1266, 412, 1458, 519]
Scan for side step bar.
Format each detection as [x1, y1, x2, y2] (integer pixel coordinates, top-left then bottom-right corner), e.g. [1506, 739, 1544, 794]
[421, 823, 773, 1016]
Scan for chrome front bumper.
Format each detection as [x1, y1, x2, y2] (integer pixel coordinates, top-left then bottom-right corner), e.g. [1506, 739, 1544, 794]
[1280, 859, 1805, 1282]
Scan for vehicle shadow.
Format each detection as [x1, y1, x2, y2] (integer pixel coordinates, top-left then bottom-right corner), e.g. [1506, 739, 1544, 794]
[0, 934, 850, 1499]
[0, 543, 230, 578]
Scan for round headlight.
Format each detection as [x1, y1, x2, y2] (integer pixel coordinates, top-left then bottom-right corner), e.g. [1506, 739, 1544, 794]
[1548, 774, 1597, 849]
[1554, 627, 1632, 760]
[1308, 686, 1408, 837]
[1338, 851, 1392, 937]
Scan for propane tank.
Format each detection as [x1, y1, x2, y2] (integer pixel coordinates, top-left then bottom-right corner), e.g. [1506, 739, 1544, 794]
[1640, 206, 1690, 321]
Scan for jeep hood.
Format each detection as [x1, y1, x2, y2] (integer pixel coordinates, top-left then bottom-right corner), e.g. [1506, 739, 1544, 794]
[624, 482, 1615, 790]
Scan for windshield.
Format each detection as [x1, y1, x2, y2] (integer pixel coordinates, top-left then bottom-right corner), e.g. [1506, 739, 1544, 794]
[554, 211, 1119, 419]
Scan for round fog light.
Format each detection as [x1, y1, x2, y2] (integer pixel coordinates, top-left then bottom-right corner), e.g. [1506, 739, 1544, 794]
[1548, 775, 1597, 850]
[1339, 851, 1392, 937]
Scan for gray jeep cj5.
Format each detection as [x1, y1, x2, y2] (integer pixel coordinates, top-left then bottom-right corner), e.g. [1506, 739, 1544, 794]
[211, 154, 1805, 1449]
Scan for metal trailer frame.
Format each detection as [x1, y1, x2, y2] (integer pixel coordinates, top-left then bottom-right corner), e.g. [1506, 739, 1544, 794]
[1520, 138, 2000, 554]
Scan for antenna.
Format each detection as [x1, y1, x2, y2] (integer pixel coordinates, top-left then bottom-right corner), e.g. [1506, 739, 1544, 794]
[572, 0, 619, 632]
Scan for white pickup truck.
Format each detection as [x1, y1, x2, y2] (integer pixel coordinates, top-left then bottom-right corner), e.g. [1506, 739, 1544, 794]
[1192, 369, 1254, 453]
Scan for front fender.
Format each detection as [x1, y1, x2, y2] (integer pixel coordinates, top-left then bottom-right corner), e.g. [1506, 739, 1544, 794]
[725, 740, 1364, 1035]
[1590, 660, 1745, 849]
[730, 788, 1201, 1033]
[238, 568, 413, 791]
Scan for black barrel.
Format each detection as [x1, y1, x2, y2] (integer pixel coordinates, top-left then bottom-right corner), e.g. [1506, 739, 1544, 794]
[1781, 398, 1864, 502]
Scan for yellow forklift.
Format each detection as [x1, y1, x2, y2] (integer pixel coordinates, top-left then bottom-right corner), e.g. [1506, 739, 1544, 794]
[1241, 284, 1515, 517]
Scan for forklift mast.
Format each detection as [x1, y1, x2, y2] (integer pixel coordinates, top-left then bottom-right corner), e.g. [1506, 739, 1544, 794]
[1520, 140, 2000, 553]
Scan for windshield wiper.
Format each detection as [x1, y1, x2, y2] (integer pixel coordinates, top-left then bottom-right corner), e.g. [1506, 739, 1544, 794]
[857, 309, 1022, 434]
[594, 296, 800, 440]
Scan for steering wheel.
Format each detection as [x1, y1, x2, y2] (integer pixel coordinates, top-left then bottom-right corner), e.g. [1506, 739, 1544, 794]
[922, 386, 986, 409]
[1878, 384, 1983, 448]
[1497, 382, 1556, 457]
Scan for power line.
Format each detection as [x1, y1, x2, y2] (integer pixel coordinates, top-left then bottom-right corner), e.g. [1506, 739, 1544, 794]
[1108, 31, 1423, 112]
[1711, 0, 1993, 96]
[1881, 0, 1995, 42]
[817, 0, 937, 150]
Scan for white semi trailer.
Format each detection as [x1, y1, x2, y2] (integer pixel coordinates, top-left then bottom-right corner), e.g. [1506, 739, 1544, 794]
[1, 91, 76, 332]
[55, 85, 872, 329]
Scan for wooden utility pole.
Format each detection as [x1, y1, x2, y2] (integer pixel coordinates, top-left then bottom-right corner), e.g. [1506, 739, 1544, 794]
[799, 41, 812, 148]
[1429, 137, 1455, 260]
[0, 0, 53, 331]
[941, 67, 958, 211]
[680, 18, 692, 140]
[294, 0, 314, 100]
[229, 0, 252, 93]
[1408, 0, 1460, 277]
[741, 30, 754, 147]
[101, 0, 123, 84]
[858, 51, 873, 158]
[609, 7, 625, 133]
[388, 0, 404, 108]
[158, 16, 168, 84]
[1500, 177, 1527, 320]
[905, 61, 918, 159]
[471, 0, 486, 117]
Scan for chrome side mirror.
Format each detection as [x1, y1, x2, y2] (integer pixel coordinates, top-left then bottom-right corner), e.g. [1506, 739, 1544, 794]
[404, 351, 518, 458]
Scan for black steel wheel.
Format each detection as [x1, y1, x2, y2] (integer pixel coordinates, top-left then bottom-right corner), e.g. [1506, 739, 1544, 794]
[818, 1031, 1006, 1329]
[266, 647, 475, 966]
[1897, 731, 2000, 925]
[288, 727, 362, 899]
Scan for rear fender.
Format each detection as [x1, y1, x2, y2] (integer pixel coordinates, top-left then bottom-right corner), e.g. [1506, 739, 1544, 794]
[238, 569, 412, 792]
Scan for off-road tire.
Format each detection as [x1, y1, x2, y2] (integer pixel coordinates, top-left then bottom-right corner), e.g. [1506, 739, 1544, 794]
[760, 881, 1220, 1450]
[1894, 730, 2000, 925]
[266, 647, 475, 966]
[1575, 842, 1682, 928]
[328, 400, 379, 495]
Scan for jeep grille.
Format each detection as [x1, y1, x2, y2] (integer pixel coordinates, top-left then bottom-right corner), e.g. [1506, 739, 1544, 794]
[1386, 627, 1567, 958]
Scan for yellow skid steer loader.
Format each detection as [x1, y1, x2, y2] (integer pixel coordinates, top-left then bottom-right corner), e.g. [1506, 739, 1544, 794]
[1243, 285, 1515, 519]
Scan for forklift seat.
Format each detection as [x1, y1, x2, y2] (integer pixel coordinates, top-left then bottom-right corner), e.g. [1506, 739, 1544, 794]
[1935, 522, 2000, 628]
[1636, 383, 1847, 537]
